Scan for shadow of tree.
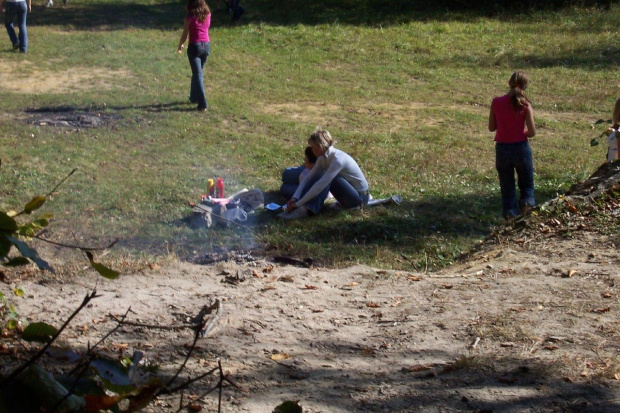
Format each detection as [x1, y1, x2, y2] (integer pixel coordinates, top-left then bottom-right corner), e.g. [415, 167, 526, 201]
[29, 0, 616, 32]
[29, 1, 184, 31]
[128, 334, 620, 412]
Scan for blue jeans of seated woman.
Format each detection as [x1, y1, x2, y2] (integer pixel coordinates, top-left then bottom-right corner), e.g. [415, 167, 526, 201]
[495, 141, 535, 218]
[298, 174, 369, 215]
[280, 165, 305, 199]
[187, 42, 210, 109]
[4, 1, 27, 52]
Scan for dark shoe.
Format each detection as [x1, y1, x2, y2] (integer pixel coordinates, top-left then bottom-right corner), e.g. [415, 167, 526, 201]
[12, 43, 19, 51]
[197, 106, 207, 111]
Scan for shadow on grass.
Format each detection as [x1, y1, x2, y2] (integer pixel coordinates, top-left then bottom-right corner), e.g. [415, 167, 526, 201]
[28, 0, 617, 31]
[29, 1, 184, 31]
[114, 190, 506, 269]
[25, 101, 197, 114]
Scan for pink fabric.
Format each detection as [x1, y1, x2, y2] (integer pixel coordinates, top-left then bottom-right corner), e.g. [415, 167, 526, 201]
[492, 94, 528, 143]
[188, 14, 210, 44]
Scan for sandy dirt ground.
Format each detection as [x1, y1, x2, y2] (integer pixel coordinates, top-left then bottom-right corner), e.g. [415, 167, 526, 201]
[2, 226, 619, 413]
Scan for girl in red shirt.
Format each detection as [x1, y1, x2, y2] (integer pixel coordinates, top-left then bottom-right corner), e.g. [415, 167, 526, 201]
[489, 71, 537, 219]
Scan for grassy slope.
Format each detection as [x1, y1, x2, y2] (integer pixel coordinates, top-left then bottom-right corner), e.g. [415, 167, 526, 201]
[0, 0, 618, 269]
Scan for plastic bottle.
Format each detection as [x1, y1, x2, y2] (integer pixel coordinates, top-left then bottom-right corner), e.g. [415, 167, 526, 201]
[207, 179, 215, 197]
[216, 177, 224, 198]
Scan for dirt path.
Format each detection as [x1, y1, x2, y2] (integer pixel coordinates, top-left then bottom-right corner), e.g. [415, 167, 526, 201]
[3, 229, 619, 412]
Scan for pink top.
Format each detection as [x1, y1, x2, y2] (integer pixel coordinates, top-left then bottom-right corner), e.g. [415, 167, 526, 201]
[491, 94, 529, 143]
[188, 14, 210, 44]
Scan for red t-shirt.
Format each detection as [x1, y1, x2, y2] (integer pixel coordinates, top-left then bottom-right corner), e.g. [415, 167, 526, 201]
[188, 14, 210, 44]
[492, 94, 529, 143]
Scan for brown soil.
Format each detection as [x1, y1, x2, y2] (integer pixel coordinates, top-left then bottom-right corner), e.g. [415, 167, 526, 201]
[0, 61, 133, 94]
[1, 163, 619, 412]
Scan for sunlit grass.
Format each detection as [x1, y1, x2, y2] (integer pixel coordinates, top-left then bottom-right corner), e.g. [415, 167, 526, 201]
[0, 0, 618, 270]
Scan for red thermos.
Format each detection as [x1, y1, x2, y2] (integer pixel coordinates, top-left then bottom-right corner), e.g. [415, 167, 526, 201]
[216, 177, 224, 198]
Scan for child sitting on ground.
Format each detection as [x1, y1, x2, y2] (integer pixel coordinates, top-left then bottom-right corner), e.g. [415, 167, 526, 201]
[280, 147, 317, 199]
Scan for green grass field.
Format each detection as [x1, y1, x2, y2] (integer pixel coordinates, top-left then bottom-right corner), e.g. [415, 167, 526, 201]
[1, 0, 618, 270]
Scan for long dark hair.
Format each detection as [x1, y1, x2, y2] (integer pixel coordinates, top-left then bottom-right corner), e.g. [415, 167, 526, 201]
[187, 0, 210, 22]
[508, 71, 530, 112]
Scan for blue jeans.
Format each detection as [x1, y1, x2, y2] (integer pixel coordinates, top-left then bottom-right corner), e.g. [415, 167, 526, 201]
[298, 174, 369, 215]
[187, 42, 210, 109]
[280, 165, 305, 199]
[4, 1, 27, 52]
[495, 141, 535, 218]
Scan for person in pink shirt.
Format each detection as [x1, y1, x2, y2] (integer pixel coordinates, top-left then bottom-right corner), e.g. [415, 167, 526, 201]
[489, 71, 537, 219]
[177, 0, 211, 111]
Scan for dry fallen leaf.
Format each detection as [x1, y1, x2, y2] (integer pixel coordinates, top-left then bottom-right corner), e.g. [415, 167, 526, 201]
[252, 269, 264, 279]
[562, 269, 577, 278]
[347, 282, 358, 287]
[500, 342, 515, 347]
[188, 403, 202, 411]
[112, 343, 128, 351]
[407, 274, 422, 281]
[593, 307, 611, 313]
[441, 283, 453, 289]
[403, 364, 433, 372]
[601, 291, 613, 298]
[263, 264, 274, 273]
[303, 285, 319, 290]
[544, 345, 559, 351]
[261, 286, 277, 292]
[391, 300, 401, 307]
[278, 276, 295, 283]
[366, 302, 380, 308]
[271, 352, 291, 361]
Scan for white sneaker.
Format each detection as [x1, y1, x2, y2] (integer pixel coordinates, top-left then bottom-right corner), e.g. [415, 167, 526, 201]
[45, 0, 53, 7]
[277, 205, 309, 220]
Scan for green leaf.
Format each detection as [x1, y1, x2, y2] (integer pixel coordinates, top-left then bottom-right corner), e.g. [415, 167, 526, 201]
[90, 359, 134, 395]
[13, 286, 24, 297]
[91, 261, 120, 279]
[4, 256, 29, 266]
[24, 196, 46, 214]
[33, 218, 50, 228]
[0, 212, 18, 232]
[86, 252, 120, 279]
[13, 365, 86, 413]
[22, 322, 59, 343]
[6, 319, 18, 330]
[6, 235, 53, 272]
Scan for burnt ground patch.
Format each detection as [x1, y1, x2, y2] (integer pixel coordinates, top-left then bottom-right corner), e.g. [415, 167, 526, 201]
[26, 107, 121, 129]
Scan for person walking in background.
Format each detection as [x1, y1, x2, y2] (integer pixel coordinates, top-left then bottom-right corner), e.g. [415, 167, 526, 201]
[279, 128, 370, 220]
[177, 0, 211, 111]
[1, 0, 30, 53]
[489, 71, 537, 219]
